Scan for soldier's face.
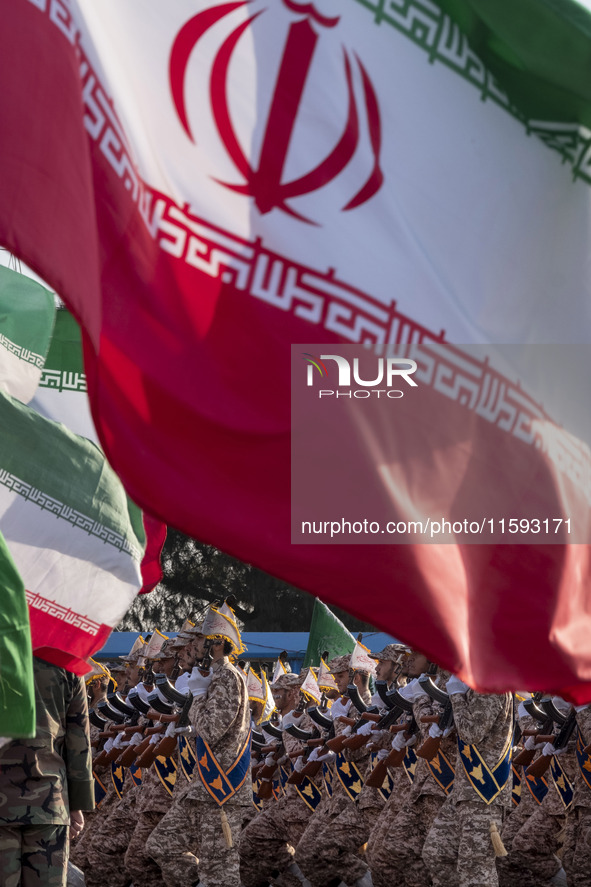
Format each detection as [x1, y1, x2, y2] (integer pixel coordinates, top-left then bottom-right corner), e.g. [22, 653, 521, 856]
[375, 659, 396, 683]
[126, 664, 140, 687]
[160, 656, 176, 677]
[405, 652, 429, 678]
[333, 671, 349, 694]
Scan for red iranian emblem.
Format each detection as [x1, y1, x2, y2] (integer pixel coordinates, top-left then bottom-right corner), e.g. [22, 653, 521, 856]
[169, 0, 383, 223]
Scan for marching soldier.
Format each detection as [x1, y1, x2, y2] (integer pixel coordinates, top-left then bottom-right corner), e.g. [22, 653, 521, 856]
[146, 604, 251, 887]
[240, 671, 317, 887]
[368, 649, 456, 887]
[295, 654, 373, 887]
[422, 676, 513, 887]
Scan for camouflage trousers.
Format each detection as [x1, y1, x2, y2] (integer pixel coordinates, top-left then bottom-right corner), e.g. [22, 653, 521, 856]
[295, 801, 370, 887]
[69, 790, 117, 872]
[0, 824, 68, 887]
[125, 810, 166, 887]
[145, 796, 246, 887]
[562, 805, 591, 887]
[368, 793, 444, 887]
[496, 803, 564, 887]
[422, 797, 506, 887]
[83, 791, 137, 887]
[240, 797, 309, 887]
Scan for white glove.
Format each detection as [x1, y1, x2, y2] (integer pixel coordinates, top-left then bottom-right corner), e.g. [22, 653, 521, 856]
[149, 733, 161, 744]
[281, 710, 301, 730]
[294, 756, 305, 772]
[391, 732, 407, 752]
[187, 667, 213, 697]
[542, 742, 557, 756]
[317, 749, 336, 763]
[103, 737, 114, 753]
[265, 752, 277, 766]
[341, 725, 352, 737]
[357, 720, 375, 736]
[164, 722, 177, 738]
[376, 748, 389, 761]
[524, 736, 537, 750]
[406, 733, 418, 747]
[446, 676, 470, 696]
[328, 698, 351, 720]
[428, 723, 443, 739]
[129, 732, 144, 746]
[113, 732, 126, 749]
[308, 747, 320, 763]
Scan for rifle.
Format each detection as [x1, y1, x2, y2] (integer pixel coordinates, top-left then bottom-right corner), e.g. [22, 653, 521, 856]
[341, 701, 405, 751]
[126, 688, 151, 716]
[107, 692, 136, 718]
[375, 680, 396, 709]
[364, 716, 418, 787]
[525, 706, 577, 779]
[154, 690, 193, 759]
[261, 721, 284, 742]
[416, 676, 454, 761]
[513, 694, 554, 767]
[348, 684, 379, 716]
[93, 701, 129, 767]
[297, 694, 336, 778]
[256, 743, 285, 796]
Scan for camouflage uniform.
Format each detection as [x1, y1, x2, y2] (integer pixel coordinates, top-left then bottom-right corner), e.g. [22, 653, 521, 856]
[83, 776, 139, 887]
[497, 707, 572, 887]
[0, 657, 94, 887]
[422, 690, 513, 887]
[369, 688, 456, 887]
[295, 680, 373, 887]
[240, 709, 320, 887]
[69, 722, 116, 873]
[146, 656, 252, 887]
[124, 750, 174, 887]
[562, 704, 591, 886]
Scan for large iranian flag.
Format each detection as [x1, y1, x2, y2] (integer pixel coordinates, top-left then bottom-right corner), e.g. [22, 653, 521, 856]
[1, 0, 591, 696]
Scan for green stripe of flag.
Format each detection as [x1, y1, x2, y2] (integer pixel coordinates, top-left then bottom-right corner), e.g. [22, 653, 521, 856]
[354, 0, 591, 184]
[0, 530, 35, 738]
[303, 599, 356, 668]
[0, 265, 55, 356]
[0, 391, 145, 555]
[436, 0, 591, 126]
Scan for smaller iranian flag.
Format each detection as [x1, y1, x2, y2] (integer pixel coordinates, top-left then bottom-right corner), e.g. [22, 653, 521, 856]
[0, 530, 35, 739]
[0, 390, 146, 675]
[0, 265, 54, 405]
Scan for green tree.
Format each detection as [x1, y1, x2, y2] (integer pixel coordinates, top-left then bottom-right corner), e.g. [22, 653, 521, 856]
[118, 529, 375, 633]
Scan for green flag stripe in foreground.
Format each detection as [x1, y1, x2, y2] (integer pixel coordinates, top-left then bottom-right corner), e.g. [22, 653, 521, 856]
[38, 308, 87, 392]
[303, 599, 356, 668]
[354, 0, 591, 185]
[0, 531, 35, 738]
[0, 265, 55, 359]
[0, 391, 145, 554]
